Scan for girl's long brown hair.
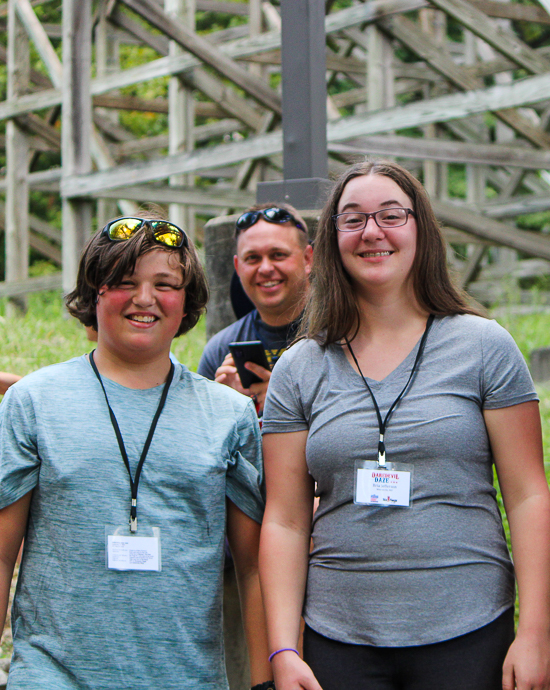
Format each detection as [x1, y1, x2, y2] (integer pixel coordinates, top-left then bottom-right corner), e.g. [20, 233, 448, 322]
[302, 160, 481, 345]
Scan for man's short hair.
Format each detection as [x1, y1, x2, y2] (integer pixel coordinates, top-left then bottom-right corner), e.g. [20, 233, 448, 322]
[66, 219, 208, 337]
[235, 202, 309, 249]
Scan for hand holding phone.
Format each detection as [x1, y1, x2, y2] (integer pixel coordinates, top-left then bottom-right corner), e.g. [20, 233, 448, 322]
[228, 341, 270, 389]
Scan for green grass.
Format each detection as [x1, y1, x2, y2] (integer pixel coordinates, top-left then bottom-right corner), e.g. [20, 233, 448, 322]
[0, 291, 207, 377]
[1, 296, 550, 657]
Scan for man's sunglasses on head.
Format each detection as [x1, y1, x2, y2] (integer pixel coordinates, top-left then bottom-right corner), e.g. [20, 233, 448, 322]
[235, 207, 306, 234]
[102, 217, 189, 249]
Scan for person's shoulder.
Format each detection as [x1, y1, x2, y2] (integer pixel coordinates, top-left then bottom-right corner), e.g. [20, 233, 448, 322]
[273, 336, 326, 370]
[437, 313, 510, 341]
[177, 364, 254, 412]
[205, 311, 256, 350]
[11, 356, 87, 393]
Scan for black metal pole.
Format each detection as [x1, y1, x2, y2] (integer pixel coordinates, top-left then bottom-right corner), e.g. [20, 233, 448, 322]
[257, 0, 329, 210]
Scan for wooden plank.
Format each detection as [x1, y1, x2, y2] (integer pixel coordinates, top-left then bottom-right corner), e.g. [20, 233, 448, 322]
[62, 130, 284, 197]
[196, 0, 248, 14]
[458, 244, 486, 289]
[0, 273, 63, 298]
[327, 72, 550, 142]
[482, 195, 550, 218]
[90, 183, 255, 207]
[179, 67, 264, 129]
[6, 0, 30, 310]
[108, 6, 170, 55]
[109, 3, 264, 129]
[28, 232, 62, 264]
[15, 112, 61, 148]
[379, 14, 550, 147]
[121, 0, 283, 114]
[61, 0, 94, 294]
[62, 72, 550, 198]
[93, 93, 169, 113]
[0, 43, 52, 88]
[89, 0, 433, 96]
[432, 199, 550, 260]
[329, 136, 550, 169]
[470, 0, 550, 26]
[15, 0, 63, 88]
[326, 0, 427, 33]
[0, 88, 62, 121]
[428, 0, 550, 74]
[112, 119, 242, 157]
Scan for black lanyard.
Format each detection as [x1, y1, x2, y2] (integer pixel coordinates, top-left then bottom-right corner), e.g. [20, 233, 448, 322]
[346, 315, 434, 468]
[89, 350, 175, 532]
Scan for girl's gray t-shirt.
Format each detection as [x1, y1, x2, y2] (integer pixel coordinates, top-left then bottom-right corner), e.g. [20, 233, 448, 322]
[262, 314, 537, 646]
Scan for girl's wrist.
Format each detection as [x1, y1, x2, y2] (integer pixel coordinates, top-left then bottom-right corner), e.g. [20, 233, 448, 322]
[268, 647, 300, 663]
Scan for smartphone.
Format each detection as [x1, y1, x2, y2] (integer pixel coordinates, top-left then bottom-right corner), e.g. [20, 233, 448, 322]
[228, 341, 270, 389]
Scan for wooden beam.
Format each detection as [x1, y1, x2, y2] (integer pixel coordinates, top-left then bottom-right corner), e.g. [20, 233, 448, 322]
[482, 195, 550, 218]
[89, 183, 255, 207]
[6, 0, 30, 311]
[0, 43, 52, 88]
[61, 72, 550, 198]
[0, 274, 63, 298]
[433, 199, 550, 260]
[196, 0, 248, 14]
[61, 131, 284, 197]
[458, 245, 486, 289]
[93, 93, 170, 113]
[327, 72, 550, 142]
[112, 119, 242, 157]
[108, 5, 170, 55]
[108, 5, 263, 129]
[470, 0, 550, 26]
[428, 0, 550, 75]
[121, 0, 283, 114]
[61, 0, 94, 294]
[14, 0, 63, 88]
[329, 136, 550, 169]
[179, 67, 264, 130]
[0, 88, 62, 123]
[15, 112, 61, 149]
[378, 14, 550, 147]
[90, 0, 432, 97]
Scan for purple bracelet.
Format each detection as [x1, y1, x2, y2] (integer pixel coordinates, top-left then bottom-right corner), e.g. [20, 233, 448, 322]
[268, 647, 300, 663]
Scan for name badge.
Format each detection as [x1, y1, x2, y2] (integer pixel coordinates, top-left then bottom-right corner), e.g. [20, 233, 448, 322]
[105, 525, 161, 571]
[354, 460, 412, 507]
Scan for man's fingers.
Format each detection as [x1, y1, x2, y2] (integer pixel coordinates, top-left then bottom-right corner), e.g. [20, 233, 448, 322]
[244, 362, 271, 381]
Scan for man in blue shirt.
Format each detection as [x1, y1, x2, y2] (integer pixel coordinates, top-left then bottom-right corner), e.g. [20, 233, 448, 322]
[198, 203, 312, 415]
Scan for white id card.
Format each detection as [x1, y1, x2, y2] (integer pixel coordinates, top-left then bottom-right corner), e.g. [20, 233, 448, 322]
[105, 525, 161, 571]
[354, 460, 412, 507]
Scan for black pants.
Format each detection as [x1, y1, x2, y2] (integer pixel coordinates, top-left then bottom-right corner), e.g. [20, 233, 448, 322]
[303, 608, 515, 690]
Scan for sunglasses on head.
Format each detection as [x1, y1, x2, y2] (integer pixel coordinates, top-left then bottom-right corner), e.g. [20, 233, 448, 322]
[235, 207, 306, 234]
[102, 217, 189, 249]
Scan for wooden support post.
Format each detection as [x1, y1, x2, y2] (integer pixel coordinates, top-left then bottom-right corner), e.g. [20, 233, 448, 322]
[96, 0, 120, 230]
[6, 0, 30, 314]
[167, 0, 196, 240]
[366, 24, 394, 113]
[62, 0, 93, 295]
[419, 8, 445, 198]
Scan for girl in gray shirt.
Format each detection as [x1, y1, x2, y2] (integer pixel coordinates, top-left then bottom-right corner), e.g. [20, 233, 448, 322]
[260, 160, 550, 690]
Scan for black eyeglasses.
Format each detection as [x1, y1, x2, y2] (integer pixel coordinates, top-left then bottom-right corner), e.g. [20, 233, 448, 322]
[102, 217, 189, 249]
[235, 207, 306, 234]
[333, 208, 415, 232]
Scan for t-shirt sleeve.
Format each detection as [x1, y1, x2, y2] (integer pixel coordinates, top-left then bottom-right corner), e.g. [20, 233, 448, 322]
[0, 385, 41, 509]
[226, 400, 265, 524]
[481, 319, 538, 409]
[262, 348, 309, 434]
[197, 338, 222, 380]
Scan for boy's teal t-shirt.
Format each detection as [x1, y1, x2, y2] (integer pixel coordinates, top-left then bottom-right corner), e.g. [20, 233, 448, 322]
[0, 356, 264, 690]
